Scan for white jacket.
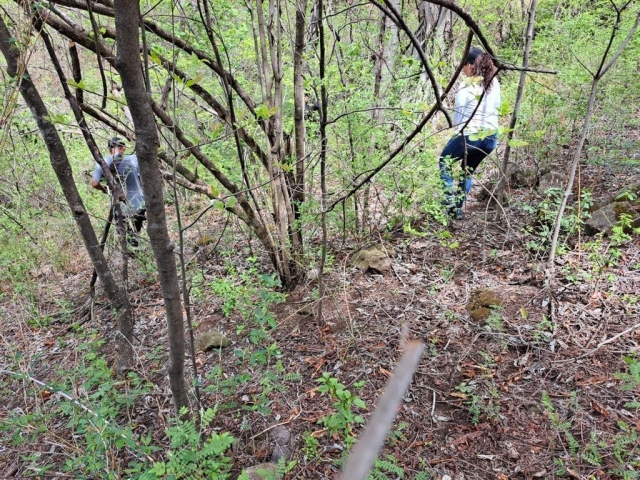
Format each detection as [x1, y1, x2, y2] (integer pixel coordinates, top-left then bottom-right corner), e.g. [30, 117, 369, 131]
[453, 78, 501, 135]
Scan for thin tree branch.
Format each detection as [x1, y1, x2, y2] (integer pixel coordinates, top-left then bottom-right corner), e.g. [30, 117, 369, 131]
[86, 0, 109, 109]
[369, 0, 452, 127]
[599, 11, 640, 78]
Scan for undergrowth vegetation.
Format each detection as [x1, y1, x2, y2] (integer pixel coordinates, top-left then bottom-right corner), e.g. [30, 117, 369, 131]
[1, 0, 639, 478]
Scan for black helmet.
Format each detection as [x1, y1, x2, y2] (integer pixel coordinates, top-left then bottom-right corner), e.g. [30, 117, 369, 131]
[108, 137, 126, 149]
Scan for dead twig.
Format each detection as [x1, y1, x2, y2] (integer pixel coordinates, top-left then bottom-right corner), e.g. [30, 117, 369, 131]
[554, 322, 640, 363]
[592, 322, 640, 351]
[248, 408, 303, 441]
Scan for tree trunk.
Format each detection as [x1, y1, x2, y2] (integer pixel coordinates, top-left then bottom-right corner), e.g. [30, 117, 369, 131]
[0, 16, 134, 373]
[495, 0, 538, 206]
[316, 0, 329, 322]
[293, 0, 308, 215]
[362, 13, 387, 228]
[113, 0, 189, 414]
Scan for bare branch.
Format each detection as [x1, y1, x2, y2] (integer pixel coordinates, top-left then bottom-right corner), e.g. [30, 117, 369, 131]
[599, 11, 640, 78]
[86, 0, 109, 108]
[369, 0, 452, 127]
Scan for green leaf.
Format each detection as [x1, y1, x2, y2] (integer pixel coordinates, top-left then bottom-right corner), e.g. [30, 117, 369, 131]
[255, 103, 270, 119]
[149, 52, 162, 65]
[280, 162, 293, 173]
[497, 126, 514, 136]
[255, 103, 279, 120]
[44, 113, 69, 125]
[534, 129, 546, 138]
[497, 100, 511, 116]
[208, 123, 223, 141]
[67, 79, 86, 90]
[225, 197, 237, 209]
[507, 138, 528, 148]
[185, 74, 203, 88]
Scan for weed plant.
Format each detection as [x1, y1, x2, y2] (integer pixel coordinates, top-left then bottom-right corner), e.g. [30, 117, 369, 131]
[316, 373, 367, 448]
[0, 334, 237, 478]
[542, 384, 639, 479]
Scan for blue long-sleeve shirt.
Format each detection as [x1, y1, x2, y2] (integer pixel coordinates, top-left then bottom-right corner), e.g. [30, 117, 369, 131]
[92, 155, 145, 216]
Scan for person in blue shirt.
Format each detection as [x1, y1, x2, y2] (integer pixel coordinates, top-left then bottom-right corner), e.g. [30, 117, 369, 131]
[440, 47, 501, 220]
[91, 137, 146, 247]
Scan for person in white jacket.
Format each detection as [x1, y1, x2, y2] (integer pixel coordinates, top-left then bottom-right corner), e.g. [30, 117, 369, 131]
[439, 47, 501, 219]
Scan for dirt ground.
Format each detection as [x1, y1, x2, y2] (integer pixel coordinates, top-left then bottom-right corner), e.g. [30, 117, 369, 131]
[1, 159, 639, 479]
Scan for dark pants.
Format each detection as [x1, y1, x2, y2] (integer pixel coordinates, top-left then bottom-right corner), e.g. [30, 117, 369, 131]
[439, 133, 497, 210]
[116, 209, 146, 247]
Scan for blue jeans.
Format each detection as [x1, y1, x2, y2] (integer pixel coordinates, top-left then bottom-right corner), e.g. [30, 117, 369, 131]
[439, 133, 497, 209]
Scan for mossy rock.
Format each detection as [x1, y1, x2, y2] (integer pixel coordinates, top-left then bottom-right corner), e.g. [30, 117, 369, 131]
[194, 330, 230, 351]
[538, 171, 566, 194]
[240, 463, 279, 480]
[589, 184, 640, 213]
[195, 234, 215, 247]
[351, 245, 395, 273]
[469, 307, 492, 322]
[183, 198, 207, 215]
[512, 168, 538, 188]
[586, 201, 640, 235]
[466, 289, 503, 321]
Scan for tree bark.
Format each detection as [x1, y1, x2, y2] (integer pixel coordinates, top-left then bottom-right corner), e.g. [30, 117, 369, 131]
[293, 0, 308, 214]
[495, 0, 538, 206]
[113, 0, 189, 414]
[0, 16, 134, 373]
[316, 0, 329, 322]
[362, 12, 387, 228]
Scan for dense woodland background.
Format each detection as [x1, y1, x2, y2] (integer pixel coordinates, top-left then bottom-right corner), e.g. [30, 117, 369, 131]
[0, 0, 639, 478]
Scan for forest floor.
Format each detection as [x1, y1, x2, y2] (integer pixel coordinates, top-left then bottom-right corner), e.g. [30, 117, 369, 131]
[1, 157, 639, 479]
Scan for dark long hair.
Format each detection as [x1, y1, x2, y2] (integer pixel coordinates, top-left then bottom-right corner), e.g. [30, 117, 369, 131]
[466, 47, 497, 92]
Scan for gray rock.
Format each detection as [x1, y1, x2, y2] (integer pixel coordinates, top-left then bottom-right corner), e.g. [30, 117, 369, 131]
[586, 203, 618, 234]
[512, 168, 537, 188]
[476, 180, 496, 202]
[270, 444, 291, 463]
[194, 330, 230, 351]
[585, 201, 640, 235]
[240, 463, 279, 480]
[271, 426, 291, 446]
[269, 426, 292, 463]
[538, 171, 566, 194]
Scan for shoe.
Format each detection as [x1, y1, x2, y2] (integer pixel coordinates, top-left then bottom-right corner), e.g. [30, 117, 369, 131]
[447, 207, 463, 220]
